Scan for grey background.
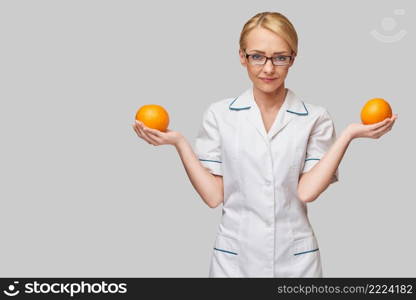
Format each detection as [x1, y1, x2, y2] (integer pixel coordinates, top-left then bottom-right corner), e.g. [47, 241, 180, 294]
[0, 0, 414, 277]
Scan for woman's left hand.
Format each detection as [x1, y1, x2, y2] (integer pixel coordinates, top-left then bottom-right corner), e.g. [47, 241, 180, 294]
[345, 114, 398, 140]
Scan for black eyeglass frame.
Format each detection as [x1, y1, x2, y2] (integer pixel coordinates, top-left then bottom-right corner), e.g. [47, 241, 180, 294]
[243, 49, 294, 66]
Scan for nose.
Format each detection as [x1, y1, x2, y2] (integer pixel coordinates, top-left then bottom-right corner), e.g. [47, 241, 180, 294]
[263, 58, 275, 73]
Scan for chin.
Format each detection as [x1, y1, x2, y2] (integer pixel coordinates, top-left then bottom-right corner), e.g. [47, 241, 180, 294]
[255, 82, 282, 93]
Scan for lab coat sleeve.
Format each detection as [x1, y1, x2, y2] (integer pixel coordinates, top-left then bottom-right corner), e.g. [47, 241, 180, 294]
[194, 104, 223, 176]
[301, 109, 339, 184]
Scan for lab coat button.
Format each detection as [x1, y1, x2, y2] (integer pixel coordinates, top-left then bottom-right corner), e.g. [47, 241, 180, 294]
[265, 179, 272, 185]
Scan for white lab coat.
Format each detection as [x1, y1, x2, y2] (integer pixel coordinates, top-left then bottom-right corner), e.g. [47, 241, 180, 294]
[194, 85, 339, 277]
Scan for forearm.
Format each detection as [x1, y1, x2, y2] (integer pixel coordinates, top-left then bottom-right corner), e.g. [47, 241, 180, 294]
[174, 136, 223, 208]
[298, 130, 353, 203]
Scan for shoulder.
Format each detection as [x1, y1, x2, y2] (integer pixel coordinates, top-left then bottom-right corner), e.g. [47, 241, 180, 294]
[203, 97, 236, 117]
[298, 93, 334, 123]
[301, 100, 336, 131]
[301, 100, 327, 118]
[290, 89, 336, 129]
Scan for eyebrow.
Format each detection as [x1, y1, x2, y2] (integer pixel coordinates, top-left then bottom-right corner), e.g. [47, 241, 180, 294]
[249, 49, 291, 54]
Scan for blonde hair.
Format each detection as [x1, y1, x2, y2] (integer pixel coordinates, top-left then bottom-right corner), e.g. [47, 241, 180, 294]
[239, 12, 298, 56]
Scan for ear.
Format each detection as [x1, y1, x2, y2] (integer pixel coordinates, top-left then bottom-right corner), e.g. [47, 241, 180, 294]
[239, 49, 247, 67]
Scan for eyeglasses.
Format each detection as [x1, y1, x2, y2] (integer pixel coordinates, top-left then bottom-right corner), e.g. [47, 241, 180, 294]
[244, 49, 293, 66]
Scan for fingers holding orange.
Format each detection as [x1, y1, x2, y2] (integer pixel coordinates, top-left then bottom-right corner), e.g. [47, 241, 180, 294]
[368, 115, 391, 130]
[132, 122, 149, 143]
[142, 125, 164, 138]
[370, 114, 397, 138]
[381, 114, 397, 132]
[132, 122, 144, 139]
[135, 121, 161, 145]
[142, 128, 162, 146]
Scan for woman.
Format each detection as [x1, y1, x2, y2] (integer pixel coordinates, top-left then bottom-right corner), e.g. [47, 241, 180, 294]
[132, 12, 397, 277]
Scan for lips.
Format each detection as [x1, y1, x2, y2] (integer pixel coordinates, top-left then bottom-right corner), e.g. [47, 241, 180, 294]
[260, 77, 277, 83]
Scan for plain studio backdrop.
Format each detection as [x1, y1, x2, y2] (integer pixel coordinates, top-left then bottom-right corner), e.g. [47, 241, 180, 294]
[0, 0, 414, 277]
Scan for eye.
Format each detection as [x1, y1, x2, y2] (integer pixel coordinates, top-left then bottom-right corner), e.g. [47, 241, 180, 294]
[275, 55, 289, 61]
[252, 54, 263, 60]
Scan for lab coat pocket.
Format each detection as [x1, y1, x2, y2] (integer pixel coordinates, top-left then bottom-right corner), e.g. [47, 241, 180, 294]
[291, 235, 322, 277]
[293, 236, 319, 256]
[210, 234, 240, 277]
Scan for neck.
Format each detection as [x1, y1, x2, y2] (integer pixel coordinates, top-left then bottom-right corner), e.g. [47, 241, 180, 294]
[253, 84, 287, 111]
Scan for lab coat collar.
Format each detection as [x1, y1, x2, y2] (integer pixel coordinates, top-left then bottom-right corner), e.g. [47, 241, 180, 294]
[229, 85, 309, 142]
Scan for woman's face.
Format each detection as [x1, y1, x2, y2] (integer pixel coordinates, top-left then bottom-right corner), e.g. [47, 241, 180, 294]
[239, 27, 295, 94]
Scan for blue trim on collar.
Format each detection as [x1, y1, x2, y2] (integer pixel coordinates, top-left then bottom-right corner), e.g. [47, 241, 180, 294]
[229, 96, 251, 110]
[229, 95, 309, 115]
[286, 101, 309, 116]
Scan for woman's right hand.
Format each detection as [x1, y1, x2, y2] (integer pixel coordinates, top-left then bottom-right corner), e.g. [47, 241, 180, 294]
[132, 121, 184, 147]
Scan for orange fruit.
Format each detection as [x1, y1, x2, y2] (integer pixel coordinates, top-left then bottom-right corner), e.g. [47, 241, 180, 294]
[135, 104, 170, 132]
[360, 98, 392, 125]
